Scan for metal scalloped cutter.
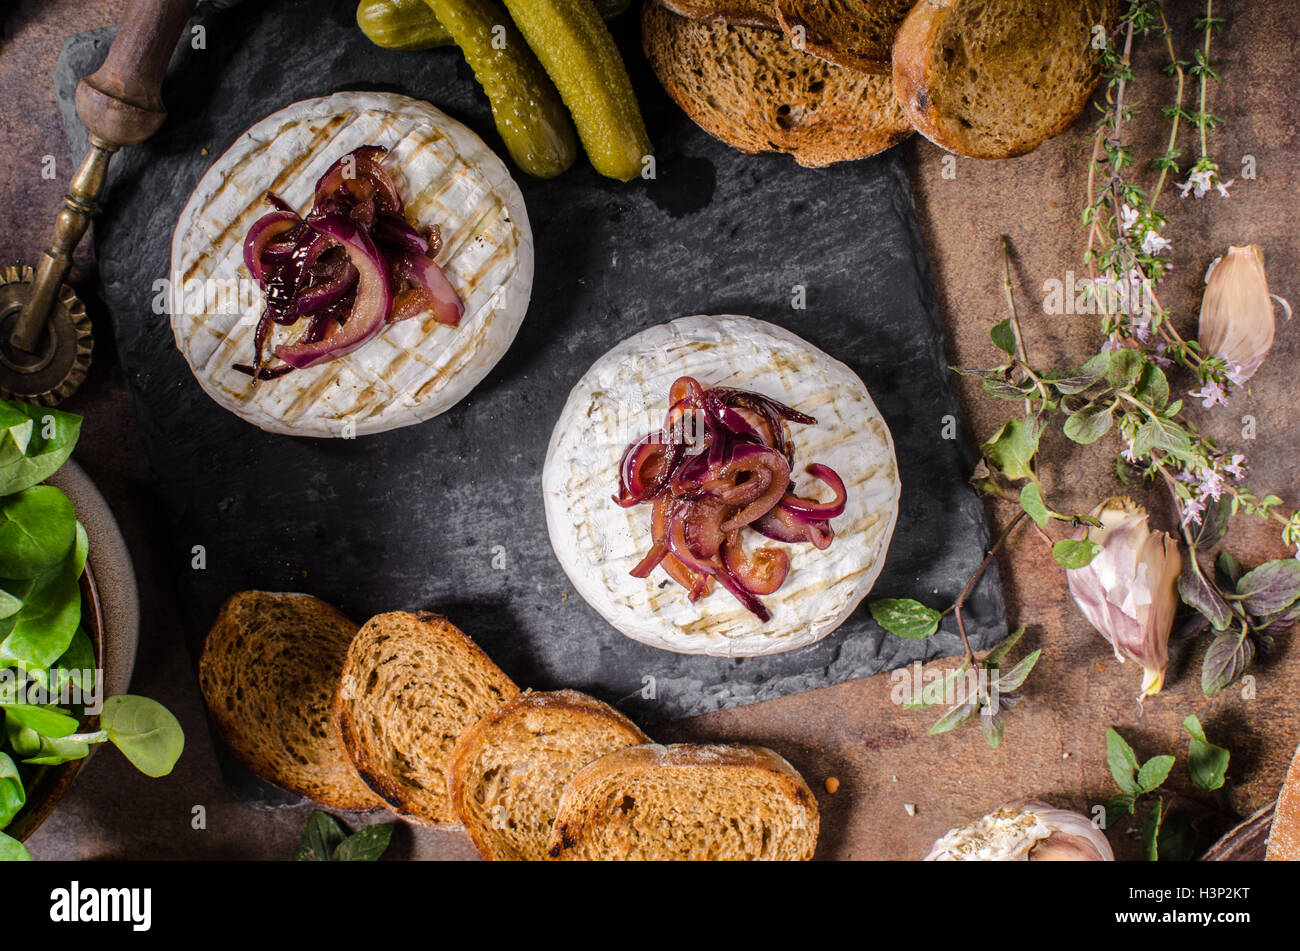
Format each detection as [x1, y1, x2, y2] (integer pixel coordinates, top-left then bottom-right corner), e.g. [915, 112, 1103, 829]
[0, 0, 196, 405]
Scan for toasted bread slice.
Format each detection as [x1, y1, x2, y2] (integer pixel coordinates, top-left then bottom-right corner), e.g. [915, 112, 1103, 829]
[643, 3, 912, 168]
[1267, 743, 1300, 860]
[656, 0, 780, 29]
[547, 743, 819, 860]
[447, 690, 649, 860]
[198, 591, 383, 810]
[775, 0, 913, 74]
[892, 0, 1117, 159]
[334, 611, 518, 825]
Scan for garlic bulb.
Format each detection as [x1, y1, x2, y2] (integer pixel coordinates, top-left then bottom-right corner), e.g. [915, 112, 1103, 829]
[1065, 497, 1181, 699]
[925, 800, 1113, 861]
[1199, 245, 1288, 382]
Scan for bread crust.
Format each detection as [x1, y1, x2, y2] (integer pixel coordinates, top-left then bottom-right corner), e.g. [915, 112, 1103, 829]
[643, 3, 912, 168]
[447, 689, 649, 859]
[1267, 742, 1300, 860]
[333, 611, 518, 825]
[546, 742, 820, 860]
[774, 0, 912, 75]
[198, 591, 383, 811]
[656, 0, 780, 30]
[892, 0, 1116, 159]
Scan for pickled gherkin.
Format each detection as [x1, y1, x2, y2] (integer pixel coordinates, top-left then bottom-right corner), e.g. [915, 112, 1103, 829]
[358, 0, 631, 51]
[501, 0, 651, 181]
[356, 0, 454, 50]
[423, 0, 578, 179]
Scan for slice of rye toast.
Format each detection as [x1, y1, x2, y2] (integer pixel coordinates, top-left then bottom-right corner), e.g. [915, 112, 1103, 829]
[198, 591, 383, 810]
[774, 0, 915, 74]
[656, 0, 780, 29]
[643, 2, 912, 168]
[447, 690, 650, 860]
[334, 611, 518, 825]
[892, 0, 1119, 159]
[546, 743, 820, 860]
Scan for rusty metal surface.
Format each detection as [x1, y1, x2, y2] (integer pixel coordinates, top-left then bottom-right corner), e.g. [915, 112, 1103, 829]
[4, 0, 1298, 860]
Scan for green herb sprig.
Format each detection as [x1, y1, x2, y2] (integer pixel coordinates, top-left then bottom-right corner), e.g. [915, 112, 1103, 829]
[295, 811, 396, 861]
[869, 1, 1297, 740]
[1103, 716, 1231, 860]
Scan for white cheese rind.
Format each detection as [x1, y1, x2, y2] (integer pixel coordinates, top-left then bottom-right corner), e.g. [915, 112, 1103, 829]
[170, 92, 533, 436]
[542, 315, 901, 657]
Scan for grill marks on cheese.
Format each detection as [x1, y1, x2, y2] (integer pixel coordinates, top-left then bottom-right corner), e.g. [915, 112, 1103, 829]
[171, 92, 531, 436]
[542, 315, 901, 656]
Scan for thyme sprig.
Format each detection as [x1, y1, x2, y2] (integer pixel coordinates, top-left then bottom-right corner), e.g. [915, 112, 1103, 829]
[870, 1, 1297, 736]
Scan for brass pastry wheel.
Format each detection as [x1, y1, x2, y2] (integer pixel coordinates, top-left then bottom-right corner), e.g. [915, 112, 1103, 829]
[0, 0, 196, 405]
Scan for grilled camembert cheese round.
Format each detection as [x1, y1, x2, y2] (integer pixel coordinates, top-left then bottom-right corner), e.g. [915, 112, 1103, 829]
[543, 315, 900, 656]
[170, 92, 533, 436]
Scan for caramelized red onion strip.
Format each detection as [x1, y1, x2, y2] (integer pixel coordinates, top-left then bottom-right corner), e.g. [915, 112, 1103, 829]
[237, 146, 463, 379]
[618, 377, 845, 620]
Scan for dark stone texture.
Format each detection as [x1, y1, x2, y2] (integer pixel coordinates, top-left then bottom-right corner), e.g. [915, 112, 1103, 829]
[57, 0, 1002, 803]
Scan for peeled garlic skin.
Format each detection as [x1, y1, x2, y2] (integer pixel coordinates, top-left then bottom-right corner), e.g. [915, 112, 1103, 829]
[925, 800, 1114, 861]
[1065, 497, 1181, 699]
[1199, 245, 1275, 382]
[1031, 831, 1109, 861]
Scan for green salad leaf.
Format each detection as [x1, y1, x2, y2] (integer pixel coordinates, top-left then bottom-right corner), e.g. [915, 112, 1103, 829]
[0, 829, 31, 861]
[0, 402, 81, 497]
[0, 486, 76, 579]
[0, 752, 25, 829]
[0, 703, 80, 738]
[25, 628, 96, 696]
[99, 695, 185, 778]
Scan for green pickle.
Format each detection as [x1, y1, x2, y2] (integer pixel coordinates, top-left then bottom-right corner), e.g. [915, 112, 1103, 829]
[502, 0, 651, 181]
[421, 0, 578, 179]
[356, 0, 454, 51]
[358, 0, 630, 52]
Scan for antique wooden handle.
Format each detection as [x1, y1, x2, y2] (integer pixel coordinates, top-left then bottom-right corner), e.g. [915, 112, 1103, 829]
[12, 0, 197, 353]
[74, 0, 199, 148]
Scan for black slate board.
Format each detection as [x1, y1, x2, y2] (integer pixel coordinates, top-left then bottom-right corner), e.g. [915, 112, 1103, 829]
[58, 0, 1004, 799]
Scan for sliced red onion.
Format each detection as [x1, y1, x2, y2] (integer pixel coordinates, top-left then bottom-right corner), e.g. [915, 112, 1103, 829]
[630, 537, 669, 579]
[780, 464, 847, 520]
[615, 433, 685, 508]
[294, 261, 359, 316]
[752, 501, 834, 550]
[715, 445, 791, 531]
[681, 500, 732, 562]
[244, 211, 301, 284]
[722, 536, 789, 596]
[703, 389, 763, 442]
[372, 212, 431, 255]
[669, 376, 706, 407]
[388, 288, 432, 324]
[662, 399, 707, 450]
[623, 381, 844, 620]
[714, 388, 817, 426]
[275, 214, 391, 370]
[314, 146, 401, 214]
[349, 199, 377, 231]
[390, 249, 464, 327]
[666, 505, 721, 577]
[652, 498, 713, 597]
[265, 192, 295, 213]
[232, 363, 294, 380]
[714, 568, 772, 623]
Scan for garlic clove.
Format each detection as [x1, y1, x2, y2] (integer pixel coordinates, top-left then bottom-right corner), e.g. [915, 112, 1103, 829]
[925, 799, 1113, 861]
[1065, 497, 1180, 699]
[1199, 245, 1279, 382]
